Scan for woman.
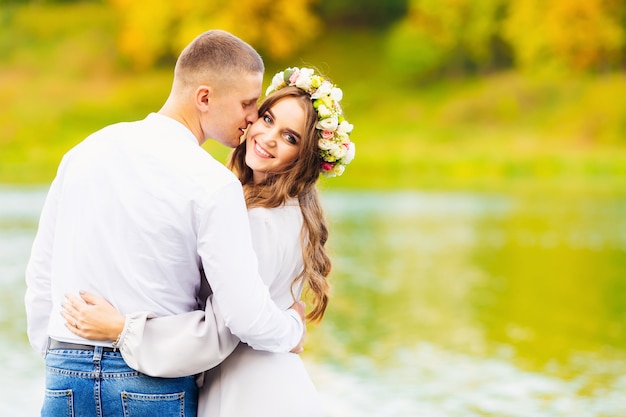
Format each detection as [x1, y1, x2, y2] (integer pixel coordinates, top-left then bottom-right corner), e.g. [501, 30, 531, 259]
[62, 67, 355, 416]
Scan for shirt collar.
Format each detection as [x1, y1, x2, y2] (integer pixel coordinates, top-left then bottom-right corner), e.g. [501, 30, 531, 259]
[146, 113, 200, 146]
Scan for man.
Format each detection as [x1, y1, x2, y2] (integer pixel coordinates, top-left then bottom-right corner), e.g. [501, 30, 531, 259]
[25, 30, 304, 417]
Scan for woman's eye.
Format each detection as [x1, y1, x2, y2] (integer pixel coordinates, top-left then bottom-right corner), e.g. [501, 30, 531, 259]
[285, 134, 297, 145]
[263, 114, 272, 124]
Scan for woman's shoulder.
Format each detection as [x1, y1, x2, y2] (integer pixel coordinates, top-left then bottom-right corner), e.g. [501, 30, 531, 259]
[247, 200, 302, 237]
[247, 198, 300, 217]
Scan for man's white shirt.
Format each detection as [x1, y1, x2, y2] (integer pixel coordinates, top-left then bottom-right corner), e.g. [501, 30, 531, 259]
[25, 113, 302, 356]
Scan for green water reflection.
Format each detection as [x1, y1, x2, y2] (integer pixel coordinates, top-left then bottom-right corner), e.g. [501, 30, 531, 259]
[1, 188, 625, 415]
[310, 191, 626, 401]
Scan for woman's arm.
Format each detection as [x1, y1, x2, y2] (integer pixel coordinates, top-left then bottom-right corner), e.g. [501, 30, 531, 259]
[62, 291, 241, 377]
[61, 202, 308, 377]
[62, 292, 124, 341]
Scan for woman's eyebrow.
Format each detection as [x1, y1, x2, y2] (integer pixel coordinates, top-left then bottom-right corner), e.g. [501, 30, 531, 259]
[286, 127, 302, 141]
[267, 108, 302, 140]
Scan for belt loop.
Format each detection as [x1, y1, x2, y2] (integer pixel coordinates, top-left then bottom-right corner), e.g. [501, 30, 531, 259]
[93, 346, 103, 362]
[44, 337, 51, 358]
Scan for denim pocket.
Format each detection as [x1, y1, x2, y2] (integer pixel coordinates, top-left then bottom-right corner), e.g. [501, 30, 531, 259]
[121, 391, 186, 417]
[41, 389, 74, 417]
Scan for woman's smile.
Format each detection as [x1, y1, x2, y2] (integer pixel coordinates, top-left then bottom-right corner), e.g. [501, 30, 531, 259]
[253, 141, 274, 158]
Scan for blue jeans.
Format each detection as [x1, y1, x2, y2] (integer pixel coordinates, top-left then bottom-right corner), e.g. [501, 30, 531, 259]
[42, 346, 198, 417]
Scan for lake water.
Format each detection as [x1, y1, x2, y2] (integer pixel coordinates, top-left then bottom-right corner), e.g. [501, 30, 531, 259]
[1, 186, 625, 416]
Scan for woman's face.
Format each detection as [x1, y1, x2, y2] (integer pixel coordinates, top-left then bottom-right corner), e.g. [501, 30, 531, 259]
[245, 97, 306, 183]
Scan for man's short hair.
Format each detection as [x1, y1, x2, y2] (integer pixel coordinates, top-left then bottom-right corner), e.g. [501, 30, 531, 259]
[174, 30, 264, 89]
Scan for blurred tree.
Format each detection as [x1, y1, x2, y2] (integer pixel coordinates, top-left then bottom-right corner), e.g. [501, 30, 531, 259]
[2, 0, 89, 3]
[106, 0, 320, 70]
[386, 0, 509, 80]
[503, 0, 624, 72]
[316, 0, 408, 28]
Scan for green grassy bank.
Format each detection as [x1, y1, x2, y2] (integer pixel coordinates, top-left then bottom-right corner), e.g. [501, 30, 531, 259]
[2, 3, 626, 192]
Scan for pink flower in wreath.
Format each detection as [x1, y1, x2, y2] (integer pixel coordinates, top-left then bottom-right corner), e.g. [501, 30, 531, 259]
[289, 70, 300, 85]
[321, 162, 334, 171]
[321, 130, 334, 139]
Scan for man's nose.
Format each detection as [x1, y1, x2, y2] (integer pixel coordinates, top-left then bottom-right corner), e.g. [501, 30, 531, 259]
[246, 108, 259, 123]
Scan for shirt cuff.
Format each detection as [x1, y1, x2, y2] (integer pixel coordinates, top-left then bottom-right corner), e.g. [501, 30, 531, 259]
[286, 308, 304, 350]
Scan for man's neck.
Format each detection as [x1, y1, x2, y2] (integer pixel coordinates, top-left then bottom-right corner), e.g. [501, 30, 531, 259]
[158, 104, 203, 145]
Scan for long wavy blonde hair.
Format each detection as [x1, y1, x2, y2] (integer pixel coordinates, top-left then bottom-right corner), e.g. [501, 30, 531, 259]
[227, 86, 331, 322]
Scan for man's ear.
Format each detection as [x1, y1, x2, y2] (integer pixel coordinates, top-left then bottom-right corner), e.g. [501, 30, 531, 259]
[196, 85, 211, 111]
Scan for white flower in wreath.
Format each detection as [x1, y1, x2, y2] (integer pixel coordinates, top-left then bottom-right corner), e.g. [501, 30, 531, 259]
[291, 68, 314, 90]
[332, 142, 347, 158]
[332, 143, 348, 159]
[312, 81, 334, 99]
[337, 120, 354, 135]
[266, 71, 285, 95]
[318, 139, 335, 150]
[317, 115, 339, 131]
[317, 104, 333, 118]
[330, 87, 343, 102]
[336, 132, 350, 145]
[343, 142, 356, 165]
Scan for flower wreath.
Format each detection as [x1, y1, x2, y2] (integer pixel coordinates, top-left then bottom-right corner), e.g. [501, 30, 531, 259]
[266, 67, 355, 178]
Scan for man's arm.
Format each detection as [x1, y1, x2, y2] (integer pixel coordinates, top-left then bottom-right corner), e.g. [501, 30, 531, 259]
[24, 178, 60, 356]
[197, 182, 304, 352]
[61, 292, 304, 378]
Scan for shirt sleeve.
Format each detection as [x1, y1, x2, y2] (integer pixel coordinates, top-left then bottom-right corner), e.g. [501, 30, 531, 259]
[24, 175, 61, 356]
[118, 295, 239, 377]
[197, 182, 303, 352]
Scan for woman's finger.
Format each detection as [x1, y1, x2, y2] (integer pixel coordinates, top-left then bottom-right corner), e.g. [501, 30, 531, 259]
[60, 309, 78, 326]
[65, 293, 86, 309]
[79, 291, 107, 306]
[62, 300, 80, 318]
[64, 321, 83, 337]
[60, 306, 80, 328]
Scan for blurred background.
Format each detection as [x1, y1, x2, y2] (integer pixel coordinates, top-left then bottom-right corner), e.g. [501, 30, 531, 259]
[1, 0, 625, 415]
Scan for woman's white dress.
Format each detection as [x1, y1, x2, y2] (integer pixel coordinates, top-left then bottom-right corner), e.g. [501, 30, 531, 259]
[118, 199, 325, 417]
[199, 200, 325, 416]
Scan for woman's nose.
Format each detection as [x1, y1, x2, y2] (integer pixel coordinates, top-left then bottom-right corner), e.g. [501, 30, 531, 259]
[264, 134, 277, 147]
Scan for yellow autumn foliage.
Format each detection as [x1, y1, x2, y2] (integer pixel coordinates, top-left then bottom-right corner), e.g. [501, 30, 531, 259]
[390, 0, 625, 77]
[503, 0, 624, 71]
[387, 0, 504, 76]
[107, 0, 320, 69]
